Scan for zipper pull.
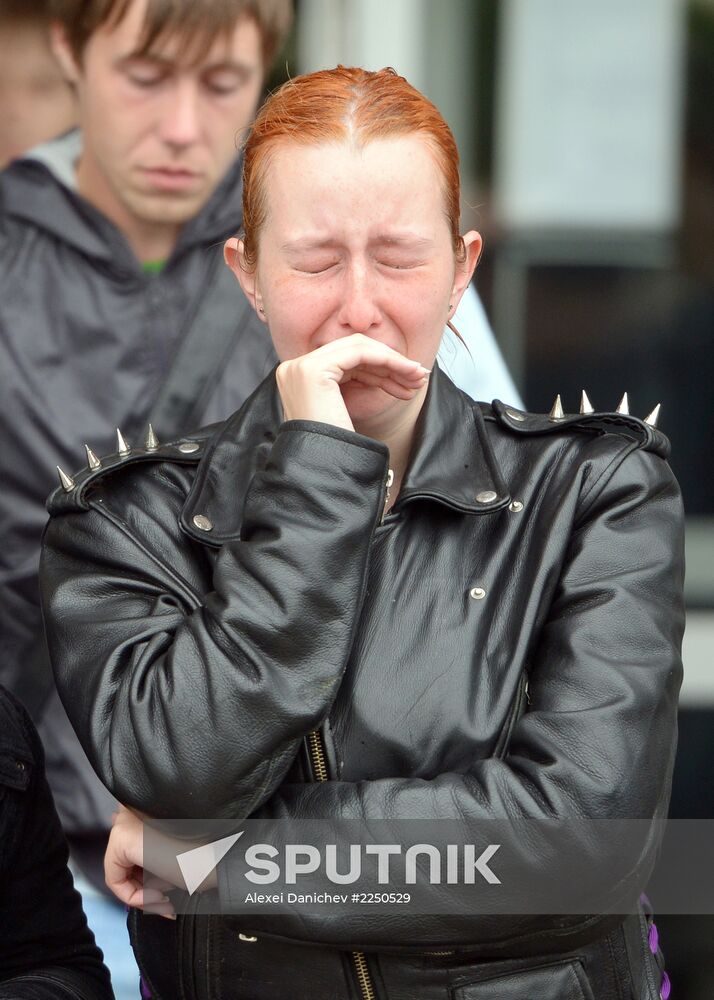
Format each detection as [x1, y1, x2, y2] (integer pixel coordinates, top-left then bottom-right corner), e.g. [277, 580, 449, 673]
[381, 468, 394, 524]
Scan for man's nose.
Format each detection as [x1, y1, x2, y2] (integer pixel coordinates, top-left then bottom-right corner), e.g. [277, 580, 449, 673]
[336, 262, 381, 334]
[158, 79, 201, 149]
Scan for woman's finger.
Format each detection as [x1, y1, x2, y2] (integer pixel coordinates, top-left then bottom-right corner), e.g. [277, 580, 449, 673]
[343, 367, 428, 390]
[143, 874, 177, 894]
[342, 365, 427, 387]
[106, 872, 144, 907]
[316, 334, 428, 380]
[137, 885, 172, 906]
[139, 898, 176, 918]
[342, 372, 423, 400]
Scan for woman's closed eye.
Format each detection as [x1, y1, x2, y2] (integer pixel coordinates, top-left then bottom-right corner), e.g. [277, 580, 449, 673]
[293, 258, 341, 274]
[289, 251, 426, 274]
[377, 258, 424, 270]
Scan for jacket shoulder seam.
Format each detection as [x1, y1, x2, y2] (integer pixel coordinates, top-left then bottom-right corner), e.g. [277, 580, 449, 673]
[84, 498, 204, 610]
[577, 438, 640, 510]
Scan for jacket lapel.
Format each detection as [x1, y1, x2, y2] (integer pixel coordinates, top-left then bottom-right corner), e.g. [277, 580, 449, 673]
[397, 364, 510, 514]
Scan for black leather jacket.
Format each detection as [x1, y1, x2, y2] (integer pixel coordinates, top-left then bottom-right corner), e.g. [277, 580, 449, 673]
[0, 687, 113, 999]
[40, 368, 685, 1000]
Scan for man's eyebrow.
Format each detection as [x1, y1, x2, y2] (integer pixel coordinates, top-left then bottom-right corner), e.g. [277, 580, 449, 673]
[116, 53, 256, 75]
[201, 59, 257, 76]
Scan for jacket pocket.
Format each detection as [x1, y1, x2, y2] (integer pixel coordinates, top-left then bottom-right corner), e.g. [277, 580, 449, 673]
[451, 958, 594, 1000]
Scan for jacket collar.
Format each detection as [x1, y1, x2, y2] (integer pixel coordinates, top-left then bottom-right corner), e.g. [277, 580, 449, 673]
[396, 363, 510, 513]
[181, 364, 510, 546]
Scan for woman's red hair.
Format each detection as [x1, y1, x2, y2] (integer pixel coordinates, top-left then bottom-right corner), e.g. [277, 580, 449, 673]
[241, 66, 464, 268]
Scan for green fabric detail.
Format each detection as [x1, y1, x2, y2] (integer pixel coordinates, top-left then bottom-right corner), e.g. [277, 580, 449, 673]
[142, 259, 167, 274]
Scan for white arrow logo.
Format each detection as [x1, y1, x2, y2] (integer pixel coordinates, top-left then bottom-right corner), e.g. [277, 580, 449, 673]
[176, 831, 244, 895]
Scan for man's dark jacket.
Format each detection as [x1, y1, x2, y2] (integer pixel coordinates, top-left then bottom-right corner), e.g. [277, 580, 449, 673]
[0, 132, 275, 839]
[0, 686, 113, 999]
[39, 368, 684, 999]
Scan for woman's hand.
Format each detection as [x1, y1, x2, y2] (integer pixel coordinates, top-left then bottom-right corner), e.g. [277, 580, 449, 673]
[104, 805, 178, 918]
[276, 334, 430, 430]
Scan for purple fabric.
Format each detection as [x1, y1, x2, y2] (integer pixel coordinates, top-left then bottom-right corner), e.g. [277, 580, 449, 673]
[649, 921, 659, 953]
[140, 976, 152, 999]
[660, 971, 671, 999]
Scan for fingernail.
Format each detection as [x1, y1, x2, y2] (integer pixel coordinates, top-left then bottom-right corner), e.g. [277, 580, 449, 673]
[160, 913, 177, 920]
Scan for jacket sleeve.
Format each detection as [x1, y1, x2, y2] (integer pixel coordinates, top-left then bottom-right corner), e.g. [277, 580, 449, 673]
[40, 422, 389, 821]
[218, 443, 685, 944]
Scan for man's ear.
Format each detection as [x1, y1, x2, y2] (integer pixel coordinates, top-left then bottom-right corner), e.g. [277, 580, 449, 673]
[450, 230, 483, 313]
[224, 237, 263, 317]
[50, 22, 81, 85]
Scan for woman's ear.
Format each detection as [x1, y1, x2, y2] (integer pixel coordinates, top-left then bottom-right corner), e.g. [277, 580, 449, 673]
[450, 230, 483, 313]
[224, 237, 263, 318]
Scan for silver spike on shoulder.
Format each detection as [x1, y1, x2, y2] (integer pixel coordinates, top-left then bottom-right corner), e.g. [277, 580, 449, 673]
[579, 390, 594, 415]
[615, 392, 629, 415]
[145, 423, 159, 451]
[116, 428, 131, 456]
[84, 444, 101, 471]
[549, 394, 565, 421]
[57, 466, 75, 492]
[644, 403, 661, 427]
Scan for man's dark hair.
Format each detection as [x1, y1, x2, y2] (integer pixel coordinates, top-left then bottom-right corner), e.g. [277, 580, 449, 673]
[48, 0, 293, 69]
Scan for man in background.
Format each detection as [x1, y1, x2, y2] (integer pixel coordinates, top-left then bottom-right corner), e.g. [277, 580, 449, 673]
[1, 2, 293, 994]
[0, 0, 76, 168]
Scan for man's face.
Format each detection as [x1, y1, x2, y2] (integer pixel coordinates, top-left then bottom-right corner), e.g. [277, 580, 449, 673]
[64, 0, 264, 226]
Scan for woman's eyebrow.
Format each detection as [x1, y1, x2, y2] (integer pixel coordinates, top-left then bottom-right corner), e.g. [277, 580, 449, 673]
[281, 238, 338, 252]
[372, 234, 434, 247]
[281, 235, 434, 252]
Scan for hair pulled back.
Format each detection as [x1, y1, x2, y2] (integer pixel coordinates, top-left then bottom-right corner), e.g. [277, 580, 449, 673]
[241, 66, 465, 269]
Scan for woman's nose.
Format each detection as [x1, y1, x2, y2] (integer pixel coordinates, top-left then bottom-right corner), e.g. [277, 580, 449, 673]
[335, 262, 382, 334]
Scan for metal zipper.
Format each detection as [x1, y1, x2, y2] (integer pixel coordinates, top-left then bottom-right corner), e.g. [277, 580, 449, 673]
[306, 727, 378, 1000]
[380, 468, 394, 524]
[306, 729, 329, 781]
[352, 950, 377, 1000]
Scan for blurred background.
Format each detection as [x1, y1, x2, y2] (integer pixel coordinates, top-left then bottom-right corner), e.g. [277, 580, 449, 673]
[2, 0, 711, 996]
[293, 0, 714, 994]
